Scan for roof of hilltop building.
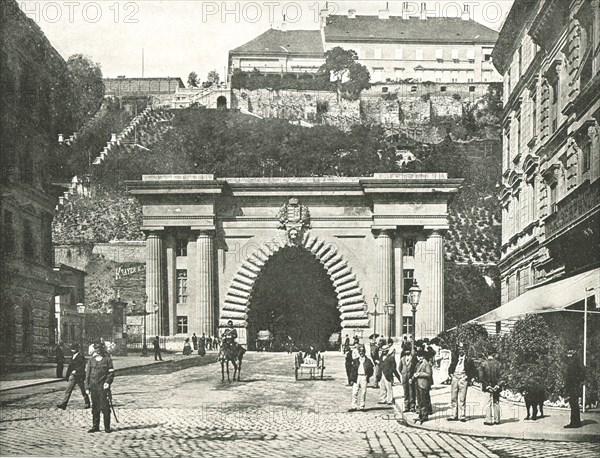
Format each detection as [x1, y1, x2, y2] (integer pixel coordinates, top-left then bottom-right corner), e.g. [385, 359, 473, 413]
[230, 29, 324, 56]
[324, 15, 499, 44]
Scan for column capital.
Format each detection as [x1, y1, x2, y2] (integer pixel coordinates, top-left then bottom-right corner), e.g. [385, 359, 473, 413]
[427, 229, 446, 238]
[144, 230, 164, 238]
[195, 229, 215, 239]
[374, 229, 394, 238]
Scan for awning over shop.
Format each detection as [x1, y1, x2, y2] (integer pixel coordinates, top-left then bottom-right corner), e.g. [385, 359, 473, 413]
[472, 268, 600, 324]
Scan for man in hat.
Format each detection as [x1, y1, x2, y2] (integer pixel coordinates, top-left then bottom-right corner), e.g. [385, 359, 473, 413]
[370, 337, 382, 388]
[55, 341, 64, 378]
[85, 342, 115, 433]
[411, 350, 433, 424]
[192, 333, 198, 351]
[57, 343, 90, 410]
[152, 336, 162, 361]
[447, 342, 476, 422]
[481, 352, 502, 426]
[349, 346, 374, 411]
[399, 349, 416, 412]
[378, 345, 401, 405]
[563, 348, 585, 428]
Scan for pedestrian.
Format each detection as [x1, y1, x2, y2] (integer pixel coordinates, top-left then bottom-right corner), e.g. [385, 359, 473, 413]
[344, 345, 354, 386]
[399, 349, 415, 412]
[57, 343, 90, 410]
[370, 337, 381, 388]
[353, 335, 360, 346]
[198, 333, 206, 356]
[563, 348, 585, 428]
[343, 334, 350, 353]
[411, 350, 433, 424]
[207, 335, 213, 351]
[55, 341, 64, 378]
[401, 335, 412, 353]
[192, 333, 198, 351]
[85, 342, 115, 433]
[153, 336, 163, 361]
[183, 338, 192, 355]
[447, 342, 476, 422]
[481, 352, 502, 426]
[349, 346, 374, 411]
[378, 346, 401, 405]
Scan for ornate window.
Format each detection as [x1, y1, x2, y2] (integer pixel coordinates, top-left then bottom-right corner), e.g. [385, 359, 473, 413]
[176, 238, 188, 257]
[176, 270, 187, 304]
[403, 239, 415, 257]
[402, 269, 415, 303]
[176, 316, 188, 334]
[402, 317, 413, 336]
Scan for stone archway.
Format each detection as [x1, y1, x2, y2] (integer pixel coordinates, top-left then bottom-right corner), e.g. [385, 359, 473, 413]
[216, 96, 227, 109]
[220, 232, 370, 332]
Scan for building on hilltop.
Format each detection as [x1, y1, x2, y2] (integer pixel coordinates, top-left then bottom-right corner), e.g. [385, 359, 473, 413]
[471, 0, 600, 334]
[228, 3, 502, 85]
[103, 77, 185, 98]
[0, 0, 75, 360]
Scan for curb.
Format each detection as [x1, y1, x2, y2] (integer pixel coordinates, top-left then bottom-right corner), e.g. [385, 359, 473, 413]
[395, 399, 600, 443]
[0, 378, 63, 393]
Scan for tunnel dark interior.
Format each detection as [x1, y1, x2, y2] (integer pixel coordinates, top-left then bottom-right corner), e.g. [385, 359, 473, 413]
[246, 246, 340, 351]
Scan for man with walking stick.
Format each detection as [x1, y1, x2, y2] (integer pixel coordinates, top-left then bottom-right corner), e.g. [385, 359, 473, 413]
[85, 342, 115, 433]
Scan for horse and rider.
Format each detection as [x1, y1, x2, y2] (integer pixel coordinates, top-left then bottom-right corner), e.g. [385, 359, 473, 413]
[219, 320, 246, 382]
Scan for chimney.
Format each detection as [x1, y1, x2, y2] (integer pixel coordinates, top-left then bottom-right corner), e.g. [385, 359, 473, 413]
[348, 9, 356, 19]
[281, 14, 287, 31]
[420, 2, 427, 20]
[379, 2, 390, 20]
[461, 4, 470, 20]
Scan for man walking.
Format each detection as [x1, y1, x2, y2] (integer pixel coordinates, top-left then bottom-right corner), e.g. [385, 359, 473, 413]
[447, 342, 476, 422]
[55, 341, 64, 378]
[481, 352, 502, 426]
[378, 346, 401, 405]
[563, 348, 585, 428]
[152, 336, 163, 361]
[399, 349, 415, 412]
[85, 342, 115, 433]
[349, 346, 374, 411]
[412, 350, 433, 424]
[192, 333, 198, 351]
[57, 343, 90, 410]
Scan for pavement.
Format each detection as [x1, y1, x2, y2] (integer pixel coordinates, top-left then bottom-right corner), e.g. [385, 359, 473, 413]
[0, 352, 598, 457]
[393, 367, 600, 443]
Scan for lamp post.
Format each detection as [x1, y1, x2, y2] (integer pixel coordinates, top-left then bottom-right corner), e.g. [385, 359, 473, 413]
[367, 294, 381, 338]
[408, 280, 422, 350]
[583, 287, 595, 413]
[141, 294, 149, 356]
[384, 304, 395, 340]
[76, 303, 86, 351]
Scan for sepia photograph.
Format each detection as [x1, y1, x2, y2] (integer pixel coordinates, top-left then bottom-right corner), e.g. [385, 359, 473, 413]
[0, 1, 599, 456]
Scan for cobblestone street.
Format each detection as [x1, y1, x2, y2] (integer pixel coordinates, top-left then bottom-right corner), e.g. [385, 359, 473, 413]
[1, 352, 599, 457]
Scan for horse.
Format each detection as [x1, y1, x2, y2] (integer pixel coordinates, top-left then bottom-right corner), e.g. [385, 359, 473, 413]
[219, 340, 246, 382]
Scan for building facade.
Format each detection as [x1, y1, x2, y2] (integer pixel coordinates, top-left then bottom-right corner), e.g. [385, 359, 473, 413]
[127, 174, 462, 344]
[476, 0, 599, 332]
[0, 0, 74, 359]
[103, 77, 185, 97]
[229, 4, 502, 85]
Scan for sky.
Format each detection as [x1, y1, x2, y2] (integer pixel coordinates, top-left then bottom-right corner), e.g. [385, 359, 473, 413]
[19, 1, 515, 82]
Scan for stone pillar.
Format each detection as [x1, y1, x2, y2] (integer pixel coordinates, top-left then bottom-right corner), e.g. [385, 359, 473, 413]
[394, 233, 404, 338]
[166, 235, 177, 336]
[196, 231, 215, 336]
[146, 232, 164, 337]
[427, 231, 444, 337]
[376, 230, 394, 338]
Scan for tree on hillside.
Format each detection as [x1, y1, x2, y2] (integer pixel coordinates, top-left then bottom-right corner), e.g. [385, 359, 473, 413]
[187, 71, 199, 88]
[66, 54, 104, 130]
[207, 70, 220, 85]
[319, 47, 371, 101]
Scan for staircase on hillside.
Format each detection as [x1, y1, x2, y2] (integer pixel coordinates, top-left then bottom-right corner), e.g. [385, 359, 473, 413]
[55, 105, 174, 209]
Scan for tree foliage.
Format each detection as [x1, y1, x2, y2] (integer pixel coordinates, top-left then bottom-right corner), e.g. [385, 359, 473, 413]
[207, 70, 220, 84]
[187, 71, 199, 88]
[66, 54, 105, 130]
[319, 47, 371, 101]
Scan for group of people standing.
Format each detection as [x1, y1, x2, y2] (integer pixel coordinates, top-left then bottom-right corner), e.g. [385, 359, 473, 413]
[183, 333, 220, 356]
[56, 342, 115, 434]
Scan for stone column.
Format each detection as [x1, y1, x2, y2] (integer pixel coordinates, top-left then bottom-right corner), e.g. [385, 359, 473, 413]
[166, 235, 177, 336]
[376, 230, 394, 338]
[394, 234, 404, 337]
[427, 231, 444, 337]
[146, 232, 164, 337]
[196, 231, 215, 336]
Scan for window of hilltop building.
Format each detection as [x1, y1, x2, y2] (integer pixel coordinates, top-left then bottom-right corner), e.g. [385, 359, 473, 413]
[469, 86, 476, 92]
[176, 270, 187, 304]
[484, 49, 493, 62]
[177, 316, 188, 334]
[23, 220, 35, 261]
[404, 239, 415, 257]
[440, 86, 447, 92]
[452, 49, 459, 62]
[415, 49, 423, 61]
[451, 71, 458, 83]
[374, 48, 382, 59]
[483, 70, 492, 83]
[415, 69, 423, 82]
[402, 317, 413, 337]
[394, 68, 403, 81]
[395, 48, 403, 60]
[411, 86, 417, 93]
[402, 269, 415, 303]
[467, 71, 475, 83]
[3, 210, 15, 256]
[435, 70, 442, 83]
[373, 68, 384, 82]
[467, 48, 475, 63]
[435, 49, 443, 62]
[176, 238, 188, 257]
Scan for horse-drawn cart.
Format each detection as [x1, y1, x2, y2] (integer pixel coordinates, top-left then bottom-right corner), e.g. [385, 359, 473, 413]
[256, 330, 273, 352]
[294, 351, 325, 380]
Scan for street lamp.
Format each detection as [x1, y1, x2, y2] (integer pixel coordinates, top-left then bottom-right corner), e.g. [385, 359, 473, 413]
[408, 280, 422, 350]
[367, 294, 381, 338]
[583, 287, 595, 413]
[141, 294, 149, 356]
[385, 303, 395, 340]
[76, 303, 86, 351]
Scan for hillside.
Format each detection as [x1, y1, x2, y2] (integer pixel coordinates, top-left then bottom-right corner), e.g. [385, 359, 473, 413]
[53, 107, 501, 324]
